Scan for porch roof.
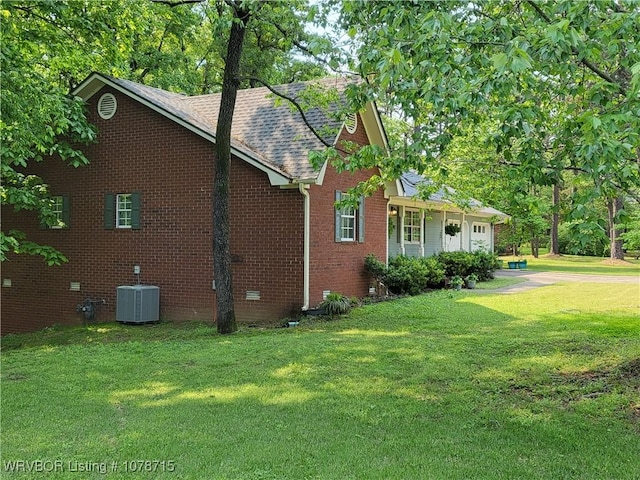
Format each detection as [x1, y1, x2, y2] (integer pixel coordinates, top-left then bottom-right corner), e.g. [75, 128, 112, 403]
[392, 171, 509, 221]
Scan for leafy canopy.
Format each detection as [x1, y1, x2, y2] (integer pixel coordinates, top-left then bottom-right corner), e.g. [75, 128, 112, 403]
[338, 0, 640, 210]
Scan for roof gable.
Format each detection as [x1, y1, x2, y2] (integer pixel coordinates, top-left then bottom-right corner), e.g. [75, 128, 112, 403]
[73, 73, 388, 185]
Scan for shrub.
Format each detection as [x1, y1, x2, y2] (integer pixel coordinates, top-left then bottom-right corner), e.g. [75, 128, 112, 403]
[384, 255, 445, 295]
[436, 251, 475, 277]
[321, 292, 351, 316]
[364, 253, 387, 280]
[558, 222, 609, 257]
[436, 250, 500, 281]
[470, 251, 501, 281]
[418, 256, 446, 288]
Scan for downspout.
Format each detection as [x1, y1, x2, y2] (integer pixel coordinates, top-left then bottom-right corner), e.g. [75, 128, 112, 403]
[298, 183, 310, 311]
[386, 200, 390, 265]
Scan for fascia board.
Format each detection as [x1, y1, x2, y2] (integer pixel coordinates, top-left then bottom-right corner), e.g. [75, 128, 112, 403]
[360, 103, 390, 151]
[314, 160, 329, 186]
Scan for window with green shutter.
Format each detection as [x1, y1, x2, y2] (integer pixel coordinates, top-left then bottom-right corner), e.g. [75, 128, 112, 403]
[334, 190, 365, 243]
[44, 195, 70, 229]
[105, 192, 140, 230]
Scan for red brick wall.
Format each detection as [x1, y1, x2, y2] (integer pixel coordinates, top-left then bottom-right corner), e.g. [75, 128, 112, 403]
[307, 114, 388, 306]
[228, 161, 304, 324]
[1, 87, 387, 334]
[0, 87, 303, 334]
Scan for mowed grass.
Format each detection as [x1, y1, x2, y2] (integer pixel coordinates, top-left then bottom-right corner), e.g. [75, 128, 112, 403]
[2, 280, 639, 479]
[500, 253, 640, 276]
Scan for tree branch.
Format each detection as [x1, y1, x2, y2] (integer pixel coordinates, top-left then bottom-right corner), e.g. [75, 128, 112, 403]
[496, 158, 640, 202]
[525, 0, 626, 94]
[239, 75, 350, 154]
[267, 21, 357, 76]
[151, 0, 203, 6]
[12, 5, 79, 43]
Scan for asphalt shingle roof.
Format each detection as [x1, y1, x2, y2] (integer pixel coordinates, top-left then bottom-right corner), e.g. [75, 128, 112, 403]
[400, 171, 508, 219]
[106, 75, 349, 180]
[96, 74, 507, 219]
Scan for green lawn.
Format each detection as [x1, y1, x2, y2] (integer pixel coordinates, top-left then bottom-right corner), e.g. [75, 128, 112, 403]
[2, 279, 639, 479]
[500, 253, 640, 276]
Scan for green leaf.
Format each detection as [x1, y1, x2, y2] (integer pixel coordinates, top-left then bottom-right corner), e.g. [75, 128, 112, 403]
[491, 52, 508, 72]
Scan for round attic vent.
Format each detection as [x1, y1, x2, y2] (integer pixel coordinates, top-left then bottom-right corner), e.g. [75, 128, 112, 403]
[97, 93, 117, 120]
[344, 113, 358, 134]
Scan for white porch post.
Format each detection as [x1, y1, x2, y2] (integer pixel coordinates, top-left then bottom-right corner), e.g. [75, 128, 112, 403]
[442, 211, 447, 251]
[419, 209, 425, 257]
[399, 205, 405, 255]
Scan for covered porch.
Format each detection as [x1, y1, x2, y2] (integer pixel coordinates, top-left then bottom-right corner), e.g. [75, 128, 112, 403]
[385, 172, 508, 260]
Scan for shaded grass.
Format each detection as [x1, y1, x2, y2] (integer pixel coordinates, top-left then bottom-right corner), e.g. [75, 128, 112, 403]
[2, 283, 639, 479]
[0, 321, 217, 352]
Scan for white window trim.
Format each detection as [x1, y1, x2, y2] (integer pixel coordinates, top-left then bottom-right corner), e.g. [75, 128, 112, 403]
[116, 194, 133, 229]
[340, 205, 356, 242]
[472, 222, 489, 235]
[404, 209, 422, 244]
[51, 196, 64, 229]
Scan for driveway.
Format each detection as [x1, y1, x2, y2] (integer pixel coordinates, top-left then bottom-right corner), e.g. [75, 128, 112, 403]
[492, 269, 640, 294]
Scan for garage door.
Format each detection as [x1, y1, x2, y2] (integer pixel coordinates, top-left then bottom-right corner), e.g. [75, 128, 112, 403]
[471, 223, 491, 251]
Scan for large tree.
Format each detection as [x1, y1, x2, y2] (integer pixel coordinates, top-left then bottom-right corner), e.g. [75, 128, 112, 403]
[338, 0, 640, 255]
[2, 0, 337, 333]
[197, 0, 338, 333]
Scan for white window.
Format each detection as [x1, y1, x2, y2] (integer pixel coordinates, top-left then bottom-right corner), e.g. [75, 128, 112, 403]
[51, 196, 64, 229]
[44, 195, 69, 229]
[404, 210, 421, 243]
[116, 194, 133, 228]
[340, 205, 356, 241]
[335, 190, 365, 243]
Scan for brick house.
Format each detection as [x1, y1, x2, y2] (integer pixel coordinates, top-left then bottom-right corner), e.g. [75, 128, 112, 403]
[1, 73, 506, 334]
[1, 73, 390, 334]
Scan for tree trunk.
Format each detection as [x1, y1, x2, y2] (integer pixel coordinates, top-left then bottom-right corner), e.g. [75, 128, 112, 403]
[213, 4, 250, 334]
[608, 196, 625, 260]
[550, 182, 560, 255]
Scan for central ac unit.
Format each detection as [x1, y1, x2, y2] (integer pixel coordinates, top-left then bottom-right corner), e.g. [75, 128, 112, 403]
[116, 285, 160, 323]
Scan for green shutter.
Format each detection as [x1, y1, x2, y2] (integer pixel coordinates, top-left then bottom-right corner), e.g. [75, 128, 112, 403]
[62, 195, 71, 228]
[131, 192, 141, 230]
[104, 193, 115, 229]
[358, 195, 365, 243]
[334, 190, 342, 242]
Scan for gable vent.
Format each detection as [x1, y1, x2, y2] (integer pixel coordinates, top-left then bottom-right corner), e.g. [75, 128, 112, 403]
[344, 113, 358, 134]
[98, 93, 117, 120]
